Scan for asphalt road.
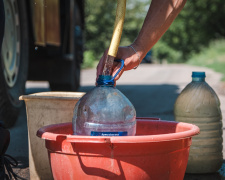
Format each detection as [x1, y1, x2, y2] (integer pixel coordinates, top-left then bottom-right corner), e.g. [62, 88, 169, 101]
[6, 64, 225, 179]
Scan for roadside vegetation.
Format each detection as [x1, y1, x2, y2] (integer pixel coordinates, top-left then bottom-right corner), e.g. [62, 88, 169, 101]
[187, 39, 225, 81]
[82, 0, 225, 75]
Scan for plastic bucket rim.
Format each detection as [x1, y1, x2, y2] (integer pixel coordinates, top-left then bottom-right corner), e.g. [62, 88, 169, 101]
[19, 92, 85, 101]
[37, 119, 200, 144]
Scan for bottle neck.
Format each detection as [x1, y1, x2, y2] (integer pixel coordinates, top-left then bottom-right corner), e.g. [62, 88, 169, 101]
[96, 75, 114, 87]
[192, 77, 205, 82]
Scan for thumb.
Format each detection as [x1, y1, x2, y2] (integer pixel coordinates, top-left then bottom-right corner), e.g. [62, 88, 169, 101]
[96, 50, 108, 80]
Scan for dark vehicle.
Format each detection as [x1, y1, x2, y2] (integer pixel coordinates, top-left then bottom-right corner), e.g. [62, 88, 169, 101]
[0, 0, 84, 127]
[142, 50, 152, 64]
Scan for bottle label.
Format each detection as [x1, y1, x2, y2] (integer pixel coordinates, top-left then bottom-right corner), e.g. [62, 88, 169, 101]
[91, 131, 128, 136]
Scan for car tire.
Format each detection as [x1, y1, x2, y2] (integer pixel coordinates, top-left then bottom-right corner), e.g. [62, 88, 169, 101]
[0, 0, 28, 127]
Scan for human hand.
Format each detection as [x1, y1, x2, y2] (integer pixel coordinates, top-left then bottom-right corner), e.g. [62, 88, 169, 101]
[96, 44, 144, 83]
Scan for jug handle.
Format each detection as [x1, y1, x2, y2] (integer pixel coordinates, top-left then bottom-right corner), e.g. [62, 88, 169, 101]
[111, 59, 124, 81]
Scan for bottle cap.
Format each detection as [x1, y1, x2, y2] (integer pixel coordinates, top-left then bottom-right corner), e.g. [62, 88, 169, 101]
[97, 75, 114, 86]
[192, 72, 206, 78]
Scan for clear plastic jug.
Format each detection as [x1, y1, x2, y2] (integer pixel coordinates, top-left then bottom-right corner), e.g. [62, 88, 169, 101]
[73, 60, 136, 136]
[174, 71, 223, 173]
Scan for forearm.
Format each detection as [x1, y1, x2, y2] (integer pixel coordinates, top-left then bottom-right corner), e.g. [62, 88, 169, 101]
[97, 0, 187, 80]
[133, 0, 187, 59]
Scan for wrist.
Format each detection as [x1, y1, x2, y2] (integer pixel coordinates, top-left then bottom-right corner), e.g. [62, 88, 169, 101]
[129, 45, 141, 69]
[131, 41, 148, 60]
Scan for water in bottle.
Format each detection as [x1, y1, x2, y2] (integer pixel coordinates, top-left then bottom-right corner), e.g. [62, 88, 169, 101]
[174, 71, 223, 173]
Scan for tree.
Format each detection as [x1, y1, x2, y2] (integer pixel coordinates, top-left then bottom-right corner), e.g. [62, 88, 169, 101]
[84, 0, 149, 61]
[84, 0, 225, 64]
[160, 0, 225, 61]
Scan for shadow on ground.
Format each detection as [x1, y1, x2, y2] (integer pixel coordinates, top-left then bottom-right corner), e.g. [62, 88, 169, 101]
[79, 84, 180, 120]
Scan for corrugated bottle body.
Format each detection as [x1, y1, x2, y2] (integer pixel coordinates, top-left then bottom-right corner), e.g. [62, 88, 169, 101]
[174, 72, 223, 173]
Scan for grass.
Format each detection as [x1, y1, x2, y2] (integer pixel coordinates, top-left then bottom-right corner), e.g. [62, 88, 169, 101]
[81, 50, 98, 69]
[187, 39, 225, 81]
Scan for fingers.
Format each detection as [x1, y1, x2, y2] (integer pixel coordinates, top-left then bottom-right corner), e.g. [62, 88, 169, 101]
[96, 56, 104, 78]
[111, 46, 135, 82]
[116, 46, 138, 70]
[96, 49, 108, 79]
[96, 45, 141, 84]
[112, 62, 124, 81]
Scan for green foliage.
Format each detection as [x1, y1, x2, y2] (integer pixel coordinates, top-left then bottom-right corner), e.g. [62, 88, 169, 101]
[152, 41, 182, 63]
[84, 0, 225, 66]
[82, 50, 96, 69]
[84, 0, 149, 62]
[120, 1, 149, 46]
[162, 0, 225, 60]
[84, 0, 116, 60]
[187, 39, 225, 80]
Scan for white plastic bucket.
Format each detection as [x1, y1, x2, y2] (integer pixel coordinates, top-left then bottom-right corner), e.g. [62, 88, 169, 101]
[20, 92, 85, 180]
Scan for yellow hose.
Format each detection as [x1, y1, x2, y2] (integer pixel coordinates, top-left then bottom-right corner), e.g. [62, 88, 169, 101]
[108, 0, 126, 57]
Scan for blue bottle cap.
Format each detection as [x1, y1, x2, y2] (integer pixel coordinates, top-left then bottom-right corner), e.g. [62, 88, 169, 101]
[97, 75, 114, 86]
[192, 72, 206, 78]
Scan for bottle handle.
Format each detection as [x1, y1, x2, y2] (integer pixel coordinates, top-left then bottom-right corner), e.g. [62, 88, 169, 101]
[97, 59, 124, 86]
[111, 59, 124, 81]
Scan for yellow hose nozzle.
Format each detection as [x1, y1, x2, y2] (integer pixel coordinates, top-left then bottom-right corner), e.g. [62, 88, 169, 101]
[108, 0, 126, 57]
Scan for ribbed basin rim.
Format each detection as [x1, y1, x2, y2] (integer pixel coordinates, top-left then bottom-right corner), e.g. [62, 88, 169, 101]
[37, 118, 200, 143]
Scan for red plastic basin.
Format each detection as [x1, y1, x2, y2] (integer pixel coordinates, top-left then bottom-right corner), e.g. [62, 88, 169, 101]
[37, 118, 199, 180]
